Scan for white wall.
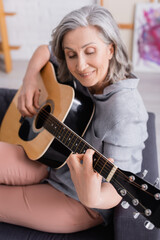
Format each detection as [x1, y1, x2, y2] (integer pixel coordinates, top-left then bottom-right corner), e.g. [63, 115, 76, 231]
[3, 0, 96, 60]
[3, 0, 155, 60]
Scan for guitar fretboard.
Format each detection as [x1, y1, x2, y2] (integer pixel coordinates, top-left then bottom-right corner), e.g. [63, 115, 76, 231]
[42, 110, 114, 178]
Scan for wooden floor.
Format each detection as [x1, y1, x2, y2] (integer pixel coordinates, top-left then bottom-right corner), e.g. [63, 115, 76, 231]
[0, 59, 160, 176]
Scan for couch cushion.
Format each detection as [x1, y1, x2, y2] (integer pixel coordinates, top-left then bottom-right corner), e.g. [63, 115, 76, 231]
[0, 222, 114, 240]
[0, 88, 17, 125]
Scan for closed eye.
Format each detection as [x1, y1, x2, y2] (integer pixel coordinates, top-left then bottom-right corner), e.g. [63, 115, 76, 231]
[86, 52, 94, 55]
[68, 55, 76, 59]
[85, 47, 96, 55]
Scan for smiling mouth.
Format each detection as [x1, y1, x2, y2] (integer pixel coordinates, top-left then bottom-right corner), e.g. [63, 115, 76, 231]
[79, 70, 95, 78]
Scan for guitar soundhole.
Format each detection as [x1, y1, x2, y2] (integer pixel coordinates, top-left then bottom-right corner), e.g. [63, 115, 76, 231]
[35, 104, 51, 129]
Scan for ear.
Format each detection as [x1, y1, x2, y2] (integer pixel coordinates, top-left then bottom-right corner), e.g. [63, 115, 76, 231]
[108, 44, 114, 60]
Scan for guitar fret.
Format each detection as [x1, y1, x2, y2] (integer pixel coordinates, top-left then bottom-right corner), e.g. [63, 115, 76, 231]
[57, 125, 64, 140]
[79, 143, 87, 154]
[93, 155, 101, 169]
[70, 135, 80, 151]
[74, 139, 86, 153]
[66, 134, 77, 149]
[56, 126, 68, 143]
[94, 162, 110, 179]
[60, 127, 71, 145]
[99, 158, 107, 175]
[61, 126, 70, 143]
[58, 129, 74, 150]
[72, 138, 82, 153]
[47, 118, 60, 136]
[62, 132, 75, 149]
[93, 153, 113, 178]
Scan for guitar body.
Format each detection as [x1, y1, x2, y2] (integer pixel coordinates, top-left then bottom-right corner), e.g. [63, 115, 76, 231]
[0, 62, 94, 168]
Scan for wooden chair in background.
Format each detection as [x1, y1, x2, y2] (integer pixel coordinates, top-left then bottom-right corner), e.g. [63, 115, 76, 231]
[0, 0, 20, 73]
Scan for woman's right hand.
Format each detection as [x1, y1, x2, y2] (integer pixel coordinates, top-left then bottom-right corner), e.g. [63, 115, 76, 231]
[17, 75, 40, 117]
[17, 45, 51, 117]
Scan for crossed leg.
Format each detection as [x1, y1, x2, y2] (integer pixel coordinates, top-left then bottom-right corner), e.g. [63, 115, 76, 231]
[0, 142, 103, 233]
[0, 184, 103, 233]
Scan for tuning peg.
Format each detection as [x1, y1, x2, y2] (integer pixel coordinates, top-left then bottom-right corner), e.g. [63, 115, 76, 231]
[154, 177, 160, 187]
[141, 169, 148, 179]
[144, 220, 155, 230]
[121, 201, 130, 209]
[154, 192, 160, 200]
[133, 211, 140, 219]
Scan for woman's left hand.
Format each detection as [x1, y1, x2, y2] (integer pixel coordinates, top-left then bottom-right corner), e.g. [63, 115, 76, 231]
[67, 149, 102, 208]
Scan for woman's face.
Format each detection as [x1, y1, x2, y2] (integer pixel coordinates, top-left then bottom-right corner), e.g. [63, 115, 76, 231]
[63, 26, 114, 94]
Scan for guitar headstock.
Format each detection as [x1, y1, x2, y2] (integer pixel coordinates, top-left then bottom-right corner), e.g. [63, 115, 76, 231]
[111, 168, 160, 229]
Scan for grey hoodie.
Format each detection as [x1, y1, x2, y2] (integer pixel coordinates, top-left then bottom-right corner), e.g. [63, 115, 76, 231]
[46, 76, 148, 225]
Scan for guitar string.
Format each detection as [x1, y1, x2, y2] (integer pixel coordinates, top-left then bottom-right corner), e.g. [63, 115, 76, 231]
[36, 108, 158, 199]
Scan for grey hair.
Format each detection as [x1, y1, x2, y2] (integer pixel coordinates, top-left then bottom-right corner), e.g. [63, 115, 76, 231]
[51, 5, 131, 83]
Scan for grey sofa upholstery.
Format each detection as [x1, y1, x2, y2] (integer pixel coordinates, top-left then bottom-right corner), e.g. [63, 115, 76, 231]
[0, 88, 159, 240]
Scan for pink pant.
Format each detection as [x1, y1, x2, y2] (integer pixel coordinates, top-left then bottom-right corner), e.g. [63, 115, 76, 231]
[0, 142, 103, 233]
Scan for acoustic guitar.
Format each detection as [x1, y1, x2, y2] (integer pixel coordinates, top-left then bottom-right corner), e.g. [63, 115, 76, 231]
[0, 62, 160, 229]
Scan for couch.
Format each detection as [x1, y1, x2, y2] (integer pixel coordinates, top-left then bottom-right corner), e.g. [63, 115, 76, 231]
[0, 88, 159, 240]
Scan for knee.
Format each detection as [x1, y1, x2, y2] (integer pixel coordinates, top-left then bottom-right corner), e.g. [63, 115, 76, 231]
[0, 142, 23, 160]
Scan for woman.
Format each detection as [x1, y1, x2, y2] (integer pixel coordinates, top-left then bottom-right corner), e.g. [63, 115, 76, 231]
[0, 5, 148, 233]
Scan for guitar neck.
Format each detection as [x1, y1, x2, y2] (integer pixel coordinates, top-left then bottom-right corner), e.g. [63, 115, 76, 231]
[42, 109, 114, 178]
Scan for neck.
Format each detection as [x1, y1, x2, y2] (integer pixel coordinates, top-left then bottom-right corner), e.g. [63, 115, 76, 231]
[88, 81, 109, 94]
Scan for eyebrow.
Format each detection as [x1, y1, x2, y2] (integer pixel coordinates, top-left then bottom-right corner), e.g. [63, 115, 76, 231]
[63, 42, 96, 51]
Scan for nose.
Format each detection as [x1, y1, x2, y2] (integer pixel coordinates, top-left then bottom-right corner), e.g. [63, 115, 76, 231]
[76, 55, 88, 72]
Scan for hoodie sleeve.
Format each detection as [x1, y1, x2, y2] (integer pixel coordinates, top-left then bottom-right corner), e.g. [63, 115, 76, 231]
[102, 111, 148, 173]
